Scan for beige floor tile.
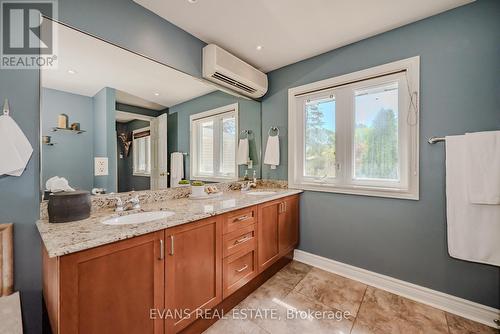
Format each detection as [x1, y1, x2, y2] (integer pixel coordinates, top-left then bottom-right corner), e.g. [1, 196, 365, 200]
[351, 287, 448, 334]
[203, 315, 269, 334]
[446, 313, 499, 334]
[250, 290, 354, 334]
[272, 260, 312, 287]
[294, 267, 367, 316]
[237, 274, 293, 310]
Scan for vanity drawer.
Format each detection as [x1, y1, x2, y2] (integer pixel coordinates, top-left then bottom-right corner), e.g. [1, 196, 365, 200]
[223, 225, 256, 258]
[223, 247, 257, 298]
[223, 206, 257, 234]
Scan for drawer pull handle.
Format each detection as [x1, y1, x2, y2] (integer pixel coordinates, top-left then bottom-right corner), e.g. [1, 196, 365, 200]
[234, 215, 250, 222]
[234, 236, 251, 244]
[235, 265, 248, 273]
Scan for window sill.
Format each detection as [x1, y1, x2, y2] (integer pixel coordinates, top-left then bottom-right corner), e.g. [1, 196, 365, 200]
[288, 182, 419, 200]
[191, 176, 238, 183]
[133, 173, 151, 177]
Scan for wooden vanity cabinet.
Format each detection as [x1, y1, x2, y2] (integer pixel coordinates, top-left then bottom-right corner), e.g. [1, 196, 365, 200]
[164, 216, 222, 333]
[257, 199, 281, 272]
[43, 194, 300, 334]
[279, 195, 299, 256]
[43, 231, 165, 334]
[257, 195, 300, 272]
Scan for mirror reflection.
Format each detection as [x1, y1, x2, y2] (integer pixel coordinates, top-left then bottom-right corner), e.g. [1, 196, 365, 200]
[41, 23, 261, 196]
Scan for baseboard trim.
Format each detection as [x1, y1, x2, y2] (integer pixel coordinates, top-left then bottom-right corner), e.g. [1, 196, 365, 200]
[294, 249, 499, 328]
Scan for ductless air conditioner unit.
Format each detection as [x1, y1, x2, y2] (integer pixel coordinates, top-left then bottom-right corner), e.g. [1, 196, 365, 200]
[203, 44, 268, 99]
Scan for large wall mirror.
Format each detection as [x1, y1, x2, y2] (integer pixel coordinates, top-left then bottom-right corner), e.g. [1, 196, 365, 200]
[40, 22, 261, 197]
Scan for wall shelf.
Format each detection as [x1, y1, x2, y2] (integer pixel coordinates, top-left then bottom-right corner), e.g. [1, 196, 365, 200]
[51, 127, 86, 134]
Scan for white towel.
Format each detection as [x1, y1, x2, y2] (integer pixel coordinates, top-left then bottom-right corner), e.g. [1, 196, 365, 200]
[237, 138, 249, 165]
[465, 131, 500, 204]
[170, 152, 184, 188]
[446, 135, 500, 266]
[264, 135, 280, 169]
[0, 113, 33, 177]
[45, 176, 75, 192]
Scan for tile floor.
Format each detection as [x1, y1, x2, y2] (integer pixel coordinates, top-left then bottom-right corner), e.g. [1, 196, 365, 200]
[203, 261, 499, 334]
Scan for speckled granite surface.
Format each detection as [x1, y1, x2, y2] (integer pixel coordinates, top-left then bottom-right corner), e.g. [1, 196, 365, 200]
[37, 187, 301, 258]
[39, 180, 288, 220]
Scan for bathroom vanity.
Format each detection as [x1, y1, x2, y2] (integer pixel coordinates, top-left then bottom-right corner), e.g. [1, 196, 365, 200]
[39, 189, 300, 334]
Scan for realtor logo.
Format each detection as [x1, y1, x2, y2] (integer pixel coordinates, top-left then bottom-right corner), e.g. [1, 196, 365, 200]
[1, 0, 58, 69]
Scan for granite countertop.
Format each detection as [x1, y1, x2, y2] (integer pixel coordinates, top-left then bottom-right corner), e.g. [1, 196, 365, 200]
[37, 188, 302, 258]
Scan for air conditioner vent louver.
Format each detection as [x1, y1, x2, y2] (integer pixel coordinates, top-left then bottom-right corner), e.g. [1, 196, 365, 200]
[203, 44, 268, 99]
[212, 72, 257, 94]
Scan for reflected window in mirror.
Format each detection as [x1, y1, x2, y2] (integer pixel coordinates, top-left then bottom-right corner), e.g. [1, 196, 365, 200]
[190, 103, 238, 182]
[132, 127, 151, 176]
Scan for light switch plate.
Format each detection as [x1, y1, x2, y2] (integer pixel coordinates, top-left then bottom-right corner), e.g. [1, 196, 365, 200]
[94, 157, 109, 176]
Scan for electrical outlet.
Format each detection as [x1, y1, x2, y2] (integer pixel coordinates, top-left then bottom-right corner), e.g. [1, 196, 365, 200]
[94, 157, 109, 176]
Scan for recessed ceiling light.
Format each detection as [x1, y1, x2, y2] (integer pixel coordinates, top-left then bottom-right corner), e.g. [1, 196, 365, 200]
[154, 92, 160, 96]
[256, 45, 263, 51]
[67, 69, 77, 74]
[187, 0, 197, 3]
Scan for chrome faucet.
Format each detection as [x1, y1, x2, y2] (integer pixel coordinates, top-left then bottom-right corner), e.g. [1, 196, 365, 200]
[241, 171, 257, 192]
[114, 195, 140, 212]
[115, 197, 124, 212]
[127, 195, 141, 210]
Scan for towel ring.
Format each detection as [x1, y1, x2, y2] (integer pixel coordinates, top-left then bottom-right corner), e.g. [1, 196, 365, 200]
[240, 129, 252, 139]
[268, 126, 279, 136]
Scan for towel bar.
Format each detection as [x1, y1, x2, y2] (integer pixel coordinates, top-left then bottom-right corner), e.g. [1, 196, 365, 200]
[428, 136, 445, 144]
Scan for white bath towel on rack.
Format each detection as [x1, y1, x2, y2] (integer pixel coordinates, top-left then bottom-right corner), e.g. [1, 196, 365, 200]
[170, 152, 184, 188]
[446, 135, 500, 267]
[237, 138, 249, 165]
[264, 135, 280, 169]
[0, 101, 33, 177]
[465, 131, 500, 204]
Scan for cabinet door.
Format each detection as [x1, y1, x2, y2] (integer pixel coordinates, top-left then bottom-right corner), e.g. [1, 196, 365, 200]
[165, 217, 222, 333]
[279, 195, 299, 255]
[59, 231, 165, 334]
[257, 199, 281, 272]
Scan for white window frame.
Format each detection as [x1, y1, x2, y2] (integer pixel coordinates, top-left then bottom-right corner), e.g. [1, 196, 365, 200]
[288, 56, 420, 200]
[132, 126, 151, 177]
[190, 103, 239, 182]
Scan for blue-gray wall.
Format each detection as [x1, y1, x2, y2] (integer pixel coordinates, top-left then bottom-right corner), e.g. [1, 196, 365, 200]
[169, 90, 262, 180]
[56, 0, 205, 77]
[261, 0, 500, 307]
[92, 87, 117, 193]
[0, 1, 206, 332]
[41, 88, 94, 191]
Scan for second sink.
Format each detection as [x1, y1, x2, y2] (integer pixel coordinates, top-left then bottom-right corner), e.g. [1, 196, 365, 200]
[102, 211, 175, 225]
[245, 191, 277, 196]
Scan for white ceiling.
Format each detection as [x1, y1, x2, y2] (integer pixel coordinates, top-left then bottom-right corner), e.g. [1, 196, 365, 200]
[134, 0, 473, 72]
[42, 22, 216, 109]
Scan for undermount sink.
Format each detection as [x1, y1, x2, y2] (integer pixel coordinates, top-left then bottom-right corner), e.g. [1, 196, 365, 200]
[102, 211, 175, 225]
[245, 191, 277, 196]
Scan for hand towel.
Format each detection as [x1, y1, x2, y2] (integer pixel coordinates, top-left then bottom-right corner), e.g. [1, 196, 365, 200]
[45, 176, 75, 192]
[465, 131, 500, 204]
[264, 135, 280, 169]
[237, 138, 249, 165]
[170, 152, 184, 188]
[446, 135, 500, 266]
[0, 113, 33, 177]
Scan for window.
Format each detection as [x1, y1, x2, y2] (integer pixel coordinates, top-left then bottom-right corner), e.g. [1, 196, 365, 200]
[288, 57, 419, 199]
[190, 104, 238, 181]
[132, 127, 151, 176]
